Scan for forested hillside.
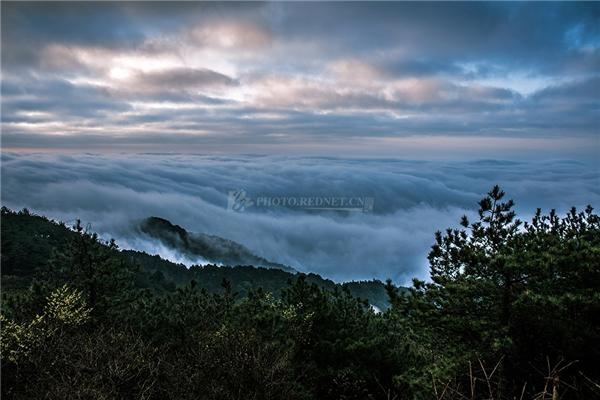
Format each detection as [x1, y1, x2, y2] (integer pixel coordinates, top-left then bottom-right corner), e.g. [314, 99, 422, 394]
[0, 207, 393, 308]
[1, 187, 599, 399]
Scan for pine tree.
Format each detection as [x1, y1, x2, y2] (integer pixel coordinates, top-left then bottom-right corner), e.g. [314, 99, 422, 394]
[393, 186, 600, 397]
[46, 220, 135, 321]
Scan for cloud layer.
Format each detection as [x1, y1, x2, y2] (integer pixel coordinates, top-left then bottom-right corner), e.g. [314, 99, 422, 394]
[2, 153, 598, 284]
[2, 5, 598, 283]
[1, 2, 599, 155]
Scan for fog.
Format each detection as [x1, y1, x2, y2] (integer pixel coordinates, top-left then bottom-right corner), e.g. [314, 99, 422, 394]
[2, 153, 597, 284]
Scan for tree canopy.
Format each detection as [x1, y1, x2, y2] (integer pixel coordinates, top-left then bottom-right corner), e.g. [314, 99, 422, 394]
[1, 188, 599, 399]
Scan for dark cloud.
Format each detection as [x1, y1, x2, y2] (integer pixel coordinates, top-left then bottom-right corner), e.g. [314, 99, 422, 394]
[1, 75, 131, 121]
[134, 67, 237, 89]
[1, 2, 267, 70]
[1, 2, 598, 152]
[267, 3, 599, 69]
[104, 68, 239, 103]
[532, 76, 600, 102]
[3, 2, 598, 73]
[1, 2, 144, 67]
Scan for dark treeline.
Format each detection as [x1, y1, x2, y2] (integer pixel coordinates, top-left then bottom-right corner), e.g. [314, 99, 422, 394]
[1, 186, 599, 399]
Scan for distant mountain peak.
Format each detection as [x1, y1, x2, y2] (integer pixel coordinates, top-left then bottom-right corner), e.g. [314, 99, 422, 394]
[142, 216, 190, 245]
[139, 216, 297, 273]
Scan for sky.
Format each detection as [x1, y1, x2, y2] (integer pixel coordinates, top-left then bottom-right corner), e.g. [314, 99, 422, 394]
[1, 1, 599, 158]
[1, 2, 599, 284]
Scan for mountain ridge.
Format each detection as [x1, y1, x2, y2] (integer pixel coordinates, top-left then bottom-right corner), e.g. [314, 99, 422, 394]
[139, 216, 297, 273]
[1, 208, 395, 309]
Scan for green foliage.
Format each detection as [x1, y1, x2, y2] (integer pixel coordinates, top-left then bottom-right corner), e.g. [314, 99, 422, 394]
[0, 314, 46, 365]
[0, 207, 392, 310]
[0, 207, 74, 290]
[388, 186, 600, 398]
[1, 285, 90, 366]
[1, 189, 599, 399]
[42, 220, 136, 321]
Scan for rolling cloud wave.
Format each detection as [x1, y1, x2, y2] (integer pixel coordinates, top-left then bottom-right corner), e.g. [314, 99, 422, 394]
[2, 153, 597, 284]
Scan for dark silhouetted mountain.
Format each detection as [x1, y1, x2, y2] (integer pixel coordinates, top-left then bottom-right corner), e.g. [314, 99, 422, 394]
[139, 216, 297, 273]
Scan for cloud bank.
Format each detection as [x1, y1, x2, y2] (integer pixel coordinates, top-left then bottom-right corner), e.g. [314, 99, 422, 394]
[1, 2, 599, 156]
[2, 153, 597, 284]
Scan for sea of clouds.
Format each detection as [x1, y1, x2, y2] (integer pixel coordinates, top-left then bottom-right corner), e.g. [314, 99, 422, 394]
[1, 152, 598, 284]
